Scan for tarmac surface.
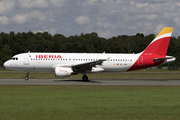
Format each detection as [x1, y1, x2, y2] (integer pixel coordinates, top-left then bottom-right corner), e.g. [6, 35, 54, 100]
[0, 79, 180, 85]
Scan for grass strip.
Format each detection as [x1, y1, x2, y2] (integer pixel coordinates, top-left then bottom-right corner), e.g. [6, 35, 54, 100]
[0, 71, 180, 79]
[0, 85, 180, 120]
[1, 69, 180, 79]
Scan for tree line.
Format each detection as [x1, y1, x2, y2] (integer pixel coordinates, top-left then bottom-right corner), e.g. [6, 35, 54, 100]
[0, 31, 180, 67]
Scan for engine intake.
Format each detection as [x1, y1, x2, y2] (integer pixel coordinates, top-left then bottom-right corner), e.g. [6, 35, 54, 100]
[55, 67, 73, 78]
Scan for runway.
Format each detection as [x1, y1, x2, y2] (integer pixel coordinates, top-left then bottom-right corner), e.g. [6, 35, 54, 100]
[0, 79, 180, 85]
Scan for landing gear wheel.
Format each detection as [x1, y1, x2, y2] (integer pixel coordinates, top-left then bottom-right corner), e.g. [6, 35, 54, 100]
[82, 75, 88, 81]
[25, 77, 29, 81]
[25, 71, 29, 81]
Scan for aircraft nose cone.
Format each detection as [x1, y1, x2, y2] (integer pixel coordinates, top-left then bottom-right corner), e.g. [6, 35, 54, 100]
[3, 61, 9, 68]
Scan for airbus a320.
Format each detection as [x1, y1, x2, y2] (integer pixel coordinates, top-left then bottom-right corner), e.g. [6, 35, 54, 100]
[4, 27, 175, 81]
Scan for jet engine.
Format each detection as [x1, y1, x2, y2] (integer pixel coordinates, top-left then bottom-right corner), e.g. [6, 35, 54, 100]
[55, 67, 73, 77]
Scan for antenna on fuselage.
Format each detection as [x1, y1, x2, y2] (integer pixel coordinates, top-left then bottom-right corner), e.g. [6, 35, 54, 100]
[28, 51, 30, 53]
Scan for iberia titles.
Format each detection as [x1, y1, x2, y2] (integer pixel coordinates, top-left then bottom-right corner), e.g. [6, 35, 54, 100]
[36, 55, 62, 59]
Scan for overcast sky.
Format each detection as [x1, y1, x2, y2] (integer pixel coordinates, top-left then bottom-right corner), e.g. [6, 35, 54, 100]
[0, 0, 180, 38]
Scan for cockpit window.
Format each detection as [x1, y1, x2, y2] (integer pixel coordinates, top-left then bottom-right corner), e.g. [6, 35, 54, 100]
[11, 57, 18, 60]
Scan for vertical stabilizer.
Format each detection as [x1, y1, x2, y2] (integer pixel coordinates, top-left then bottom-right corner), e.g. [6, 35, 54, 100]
[127, 27, 173, 71]
[142, 27, 173, 57]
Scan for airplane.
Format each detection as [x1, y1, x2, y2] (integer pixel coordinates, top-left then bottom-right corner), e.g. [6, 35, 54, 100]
[3, 27, 176, 81]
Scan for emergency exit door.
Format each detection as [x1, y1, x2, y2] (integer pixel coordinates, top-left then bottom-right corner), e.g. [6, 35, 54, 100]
[24, 54, 29, 65]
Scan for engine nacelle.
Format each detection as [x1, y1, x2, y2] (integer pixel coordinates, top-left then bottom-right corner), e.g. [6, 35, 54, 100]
[55, 67, 73, 78]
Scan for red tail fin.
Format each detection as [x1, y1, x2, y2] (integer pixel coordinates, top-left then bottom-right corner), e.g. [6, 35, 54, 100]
[127, 27, 173, 71]
[142, 27, 173, 57]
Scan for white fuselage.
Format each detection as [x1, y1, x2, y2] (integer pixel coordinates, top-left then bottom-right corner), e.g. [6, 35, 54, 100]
[4, 53, 140, 72]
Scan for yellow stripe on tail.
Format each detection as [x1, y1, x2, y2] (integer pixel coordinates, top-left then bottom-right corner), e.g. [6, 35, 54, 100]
[155, 27, 173, 39]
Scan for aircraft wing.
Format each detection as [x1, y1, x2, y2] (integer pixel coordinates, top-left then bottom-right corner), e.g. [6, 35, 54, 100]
[71, 58, 109, 72]
[72, 59, 106, 67]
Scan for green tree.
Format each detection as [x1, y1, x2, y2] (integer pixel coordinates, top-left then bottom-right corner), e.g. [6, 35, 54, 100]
[0, 44, 12, 65]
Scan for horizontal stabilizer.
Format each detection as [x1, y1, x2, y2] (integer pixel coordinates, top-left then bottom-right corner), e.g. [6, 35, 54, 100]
[153, 56, 175, 62]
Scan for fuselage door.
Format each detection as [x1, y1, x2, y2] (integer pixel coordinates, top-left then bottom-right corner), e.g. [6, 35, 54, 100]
[24, 54, 29, 65]
[138, 56, 143, 66]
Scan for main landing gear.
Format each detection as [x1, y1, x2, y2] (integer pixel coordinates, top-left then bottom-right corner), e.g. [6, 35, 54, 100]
[82, 75, 89, 81]
[25, 71, 29, 81]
